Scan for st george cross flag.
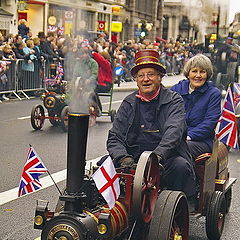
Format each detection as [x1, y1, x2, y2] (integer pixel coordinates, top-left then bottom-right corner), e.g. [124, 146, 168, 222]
[18, 146, 48, 197]
[216, 86, 238, 148]
[92, 156, 120, 209]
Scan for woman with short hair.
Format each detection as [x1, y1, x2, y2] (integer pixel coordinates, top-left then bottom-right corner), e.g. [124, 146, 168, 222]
[171, 54, 222, 159]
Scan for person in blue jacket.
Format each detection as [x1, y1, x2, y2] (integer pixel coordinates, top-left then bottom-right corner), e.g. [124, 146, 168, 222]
[171, 54, 221, 159]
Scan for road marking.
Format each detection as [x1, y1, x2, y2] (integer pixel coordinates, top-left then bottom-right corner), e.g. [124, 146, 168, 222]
[17, 100, 123, 120]
[18, 116, 30, 120]
[0, 157, 101, 206]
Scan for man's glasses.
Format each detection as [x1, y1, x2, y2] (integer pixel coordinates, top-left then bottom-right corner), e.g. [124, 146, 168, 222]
[135, 73, 159, 80]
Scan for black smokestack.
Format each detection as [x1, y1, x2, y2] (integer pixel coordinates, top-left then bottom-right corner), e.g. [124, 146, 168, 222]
[63, 113, 89, 212]
[66, 113, 89, 196]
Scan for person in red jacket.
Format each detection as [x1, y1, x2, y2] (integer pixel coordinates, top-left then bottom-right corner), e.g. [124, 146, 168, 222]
[92, 50, 113, 93]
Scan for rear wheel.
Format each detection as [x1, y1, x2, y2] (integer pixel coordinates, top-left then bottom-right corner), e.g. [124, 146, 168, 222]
[49, 111, 61, 126]
[148, 190, 189, 240]
[206, 191, 226, 240]
[31, 104, 45, 130]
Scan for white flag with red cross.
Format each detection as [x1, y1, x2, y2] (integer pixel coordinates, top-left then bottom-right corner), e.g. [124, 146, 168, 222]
[92, 156, 120, 209]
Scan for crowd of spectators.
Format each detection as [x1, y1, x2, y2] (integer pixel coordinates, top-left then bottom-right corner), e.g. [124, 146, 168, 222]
[0, 22, 207, 102]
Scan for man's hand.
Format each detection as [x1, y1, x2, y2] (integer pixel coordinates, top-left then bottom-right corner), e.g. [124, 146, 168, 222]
[119, 157, 135, 168]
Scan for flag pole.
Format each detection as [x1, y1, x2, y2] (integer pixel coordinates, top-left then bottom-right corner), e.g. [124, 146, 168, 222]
[47, 170, 62, 196]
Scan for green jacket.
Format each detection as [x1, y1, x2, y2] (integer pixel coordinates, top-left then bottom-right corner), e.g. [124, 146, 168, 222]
[73, 56, 98, 87]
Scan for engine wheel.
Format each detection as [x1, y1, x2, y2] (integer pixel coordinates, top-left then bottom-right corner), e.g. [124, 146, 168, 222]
[206, 191, 226, 240]
[110, 109, 116, 122]
[49, 111, 61, 126]
[148, 190, 189, 240]
[132, 151, 160, 223]
[31, 104, 45, 130]
[60, 106, 69, 132]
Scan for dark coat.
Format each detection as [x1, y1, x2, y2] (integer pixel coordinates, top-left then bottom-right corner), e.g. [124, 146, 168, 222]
[18, 24, 29, 38]
[107, 86, 192, 164]
[40, 40, 59, 60]
[171, 79, 221, 149]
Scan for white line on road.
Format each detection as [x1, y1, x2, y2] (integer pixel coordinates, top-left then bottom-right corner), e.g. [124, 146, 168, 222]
[0, 157, 101, 206]
[18, 116, 30, 120]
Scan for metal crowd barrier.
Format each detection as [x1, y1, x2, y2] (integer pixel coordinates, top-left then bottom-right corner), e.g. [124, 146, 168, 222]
[0, 58, 65, 100]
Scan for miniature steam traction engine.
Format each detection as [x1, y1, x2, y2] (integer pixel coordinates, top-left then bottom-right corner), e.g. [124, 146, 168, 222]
[33, 113, 236, 240]
[30, 78, 69, 132]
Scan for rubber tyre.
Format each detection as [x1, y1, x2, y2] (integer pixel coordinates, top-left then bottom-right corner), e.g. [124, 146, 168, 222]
[148, 190, 189, 240]
[31, 104, 45, 130]
[206, 191, 226, 240]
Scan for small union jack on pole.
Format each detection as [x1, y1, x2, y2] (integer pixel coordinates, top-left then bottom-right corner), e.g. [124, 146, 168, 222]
[18, 146, 48, 197]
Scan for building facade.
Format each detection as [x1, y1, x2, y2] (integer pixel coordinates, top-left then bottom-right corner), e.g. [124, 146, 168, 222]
[163, 0, 230, 43]
[0, 0, 233, 43]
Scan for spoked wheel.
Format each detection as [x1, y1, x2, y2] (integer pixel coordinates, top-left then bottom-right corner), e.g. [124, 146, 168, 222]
[49, 111, 61, 126]
[31, 104, 45, 130]
[132, 151, 160, 223]
[148, 190, 189, 240]
[60, 106, 69, 132]
[206, 191, 226, 240]
[110, 109, 116, 122]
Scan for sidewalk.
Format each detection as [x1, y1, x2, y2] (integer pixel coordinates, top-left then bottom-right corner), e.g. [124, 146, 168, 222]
[113, 74, 183, 92]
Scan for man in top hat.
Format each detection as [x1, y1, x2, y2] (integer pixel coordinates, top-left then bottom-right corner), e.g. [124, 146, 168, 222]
[105, 49, 196, 199]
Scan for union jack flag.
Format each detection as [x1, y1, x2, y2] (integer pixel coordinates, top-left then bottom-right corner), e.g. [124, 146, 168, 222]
[55, 62, 64, 80]
[216, 86, 238, 148]
[18, 147, 48, 197]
